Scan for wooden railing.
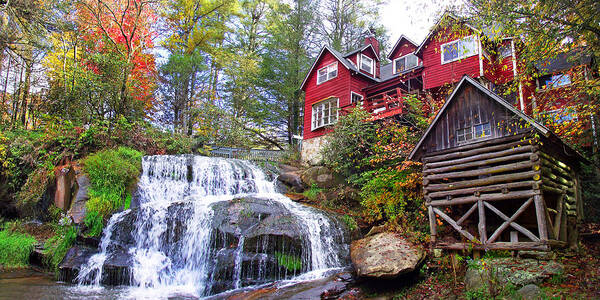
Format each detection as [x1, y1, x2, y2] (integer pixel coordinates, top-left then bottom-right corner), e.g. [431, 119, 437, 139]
[210, 147, 284, 162]
[341, 88, 407, 120]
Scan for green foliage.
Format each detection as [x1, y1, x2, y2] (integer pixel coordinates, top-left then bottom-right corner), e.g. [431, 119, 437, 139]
[83, 147, 142, 236]
[274, 251, 302, 271]
[43, 219, 77, 272]
[302, 184, 323, 201]
[341, 215, 358, 231]
[549, 271, 566, 285]
[0, 229, 37, 268]
[320, 107, 376, 184]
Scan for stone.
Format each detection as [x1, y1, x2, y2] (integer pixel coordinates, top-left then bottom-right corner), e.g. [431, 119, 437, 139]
[517, 284, 542, 300]
[68, 174, 90, 224]
[277, 171, 305, 192]
[301, 135, 328, 166]
[350, 232, 425, 279]
[300, 166, 343, 189]
[54, 165, 75, 210]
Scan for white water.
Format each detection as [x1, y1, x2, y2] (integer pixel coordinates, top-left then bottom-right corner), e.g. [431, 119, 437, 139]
[76, 155, 348, 298]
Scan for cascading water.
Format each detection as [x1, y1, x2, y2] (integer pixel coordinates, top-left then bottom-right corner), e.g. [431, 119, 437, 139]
[76, 155, 349, 298]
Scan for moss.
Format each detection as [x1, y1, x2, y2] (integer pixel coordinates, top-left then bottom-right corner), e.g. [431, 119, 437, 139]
[0, 229, 37, 268]
[274, 251, 302, 271]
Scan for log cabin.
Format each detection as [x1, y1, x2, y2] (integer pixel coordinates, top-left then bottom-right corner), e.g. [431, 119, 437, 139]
[408, 76, 586, 251]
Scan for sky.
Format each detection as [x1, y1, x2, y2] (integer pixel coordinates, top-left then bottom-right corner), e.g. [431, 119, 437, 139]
[380, 0, 463, 49]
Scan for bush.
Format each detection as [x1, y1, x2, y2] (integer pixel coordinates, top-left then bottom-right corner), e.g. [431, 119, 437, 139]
[83, 147, 142, 236]
[0, 229, 37, 268]
[43, 219, 77, 272]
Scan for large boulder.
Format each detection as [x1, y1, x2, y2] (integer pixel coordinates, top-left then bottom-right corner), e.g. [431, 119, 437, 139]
[277, 172, 305, 193]
[300, 166, 343, 189]
[68, 174, 90, 224]
[350, 232, 425, 279]
[54, 165, 76, 210]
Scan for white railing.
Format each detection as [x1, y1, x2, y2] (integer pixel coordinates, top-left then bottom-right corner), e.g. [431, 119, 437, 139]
[210, 147, 284, 162]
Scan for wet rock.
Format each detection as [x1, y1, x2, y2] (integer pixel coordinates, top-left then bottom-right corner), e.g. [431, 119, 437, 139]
[517, 284, 542, 300]
[350, 232, 425, 279]
[54, 165, 75, 210]
[58, 246, 97, 283]
[277, 172, 305, 193]
[58, 245, 132, 286]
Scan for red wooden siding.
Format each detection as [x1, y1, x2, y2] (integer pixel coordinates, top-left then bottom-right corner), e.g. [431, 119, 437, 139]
[421, 27, 482, 90]
[389, 40, 417, 61]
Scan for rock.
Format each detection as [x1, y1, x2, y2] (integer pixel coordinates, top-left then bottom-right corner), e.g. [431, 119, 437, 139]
[277, 172, 305, 192]
[517, 284, 542, 300]
[68, 174, 90, 224]
[366, 225, 387, 237]
[278, 164, 300, 173]
[465, 258, 564, 292]
[54, 165, 75, 210]
[58, 245, 132, 285]
[300, 166, 343, 189]
[350, 232, 425, 279]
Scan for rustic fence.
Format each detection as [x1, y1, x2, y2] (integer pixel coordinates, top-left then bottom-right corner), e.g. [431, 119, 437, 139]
[210, 147, 285, 162]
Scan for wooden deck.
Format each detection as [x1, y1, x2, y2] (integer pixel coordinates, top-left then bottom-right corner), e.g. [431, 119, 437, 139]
[341, 88, 411, 120]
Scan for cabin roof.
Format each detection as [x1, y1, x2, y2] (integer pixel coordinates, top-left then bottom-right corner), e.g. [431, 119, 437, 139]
[300, 45, 379, 90]
[408, 76, 552, 161]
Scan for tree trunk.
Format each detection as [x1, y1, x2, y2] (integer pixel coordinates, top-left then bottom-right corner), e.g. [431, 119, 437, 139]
[20, 60, 32, 127]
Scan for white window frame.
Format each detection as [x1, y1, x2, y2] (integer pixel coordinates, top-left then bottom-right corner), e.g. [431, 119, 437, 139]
[316, 62, 338, 85]
[311, 97, 339, 131]
[456, 122, 491, 143]
[541, 73, 572, 89]
[360, 54, 374, 74]
[440, 35, 479, 64]
[350, 91, 364, 105]
[393, 53, 419, 74]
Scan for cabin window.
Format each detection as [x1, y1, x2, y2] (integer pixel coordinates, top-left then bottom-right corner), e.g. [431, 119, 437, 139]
[457, 122, 491, 143]
[351, 91, 363, 105]
[317, 62, 338, 85]
[360, 54, 374, 74]
[539, 73, 571, 89]
[498, 44, 512, 59]
[441, 35, 478, 64]
[312, 98, 338, 130]
[393, 53, 419, 73]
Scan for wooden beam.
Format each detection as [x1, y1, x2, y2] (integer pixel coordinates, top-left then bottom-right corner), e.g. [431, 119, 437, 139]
[433, 207, 478, 243]
[426, 161, 534, 181]
[424, 144, 534, 169]
[485, 198, 537, 243]
[478, 199, 487, 244]
[436, 242, 549, 251]
[424, 153, 535, 175]
[540, 158, 571, 178]
[534, 194, 549, 242]
[538, 151, 571, 172]
[428, 181, 535, 199]
[423, 140, 531, 164]
[541, 167, 573, 187]
[553, 194, 564, 240]
[428, 206, 437, 244]
[423, 133, 529, 157]
[457, 202, 479, 225]
[429, 190, 538, 206]
[425, 171, 539, 193]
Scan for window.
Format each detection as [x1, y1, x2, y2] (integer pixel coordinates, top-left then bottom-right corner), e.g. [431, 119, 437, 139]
[351, 91, 363, 105]
[317, 62, 338, 84]
[360, 54, 373, 74]
[498, 44, 512, 59]
[541, 108, 578, 124]
[393, 54, 419, 73]
[456, 122, 491, 143]
[540, 74, 571, 89]
[441, 35, 479, 64]
[312, 98, 338, 130]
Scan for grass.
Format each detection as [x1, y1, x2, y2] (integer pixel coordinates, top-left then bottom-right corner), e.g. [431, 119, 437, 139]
[341, 215, 358, 231]
[302, 183, 323, 201]
[43, 221, 78, 272]
[275, 251, 302, 272]
[0, 229, 37, 268]
[83, 147, 142, 236]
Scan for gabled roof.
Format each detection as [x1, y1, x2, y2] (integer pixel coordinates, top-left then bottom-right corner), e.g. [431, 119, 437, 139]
[344, 44, 381, 61]
[387, 34, 418, 59]
[534, 48, 592, 75]
[408, 76, 550, 160]
[300, 45, 379, 90]
[414, 12, 481, 56]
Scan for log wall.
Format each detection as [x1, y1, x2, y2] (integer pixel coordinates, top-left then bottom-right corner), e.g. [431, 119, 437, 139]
[424, 133, 580, 251]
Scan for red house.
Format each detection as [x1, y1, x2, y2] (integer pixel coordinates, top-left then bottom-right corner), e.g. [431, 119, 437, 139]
[299, 13, 594, 165]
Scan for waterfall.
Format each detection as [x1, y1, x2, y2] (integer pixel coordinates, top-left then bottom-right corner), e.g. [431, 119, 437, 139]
[76, 155, 349, 298]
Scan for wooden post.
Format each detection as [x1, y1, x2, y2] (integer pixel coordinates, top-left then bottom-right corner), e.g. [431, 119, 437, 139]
[428, 205, 437, 245]
[534, 194, 549, 243]
[478, 199, 487, 245]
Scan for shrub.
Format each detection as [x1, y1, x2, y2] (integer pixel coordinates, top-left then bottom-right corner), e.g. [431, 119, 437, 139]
[43, 219, 77, 272]
[302, 184, 323, 201]
[341, 215, 358, 231]
[83, 147, 142, 236]
[0, 229, 37, 268]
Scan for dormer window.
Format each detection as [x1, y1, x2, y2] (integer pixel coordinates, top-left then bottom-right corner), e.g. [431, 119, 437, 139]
[393, 53, 418, 74]
[441, 35, 478, 64]
[317, 62, 338, 85]
[360, 54, 373, 74]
